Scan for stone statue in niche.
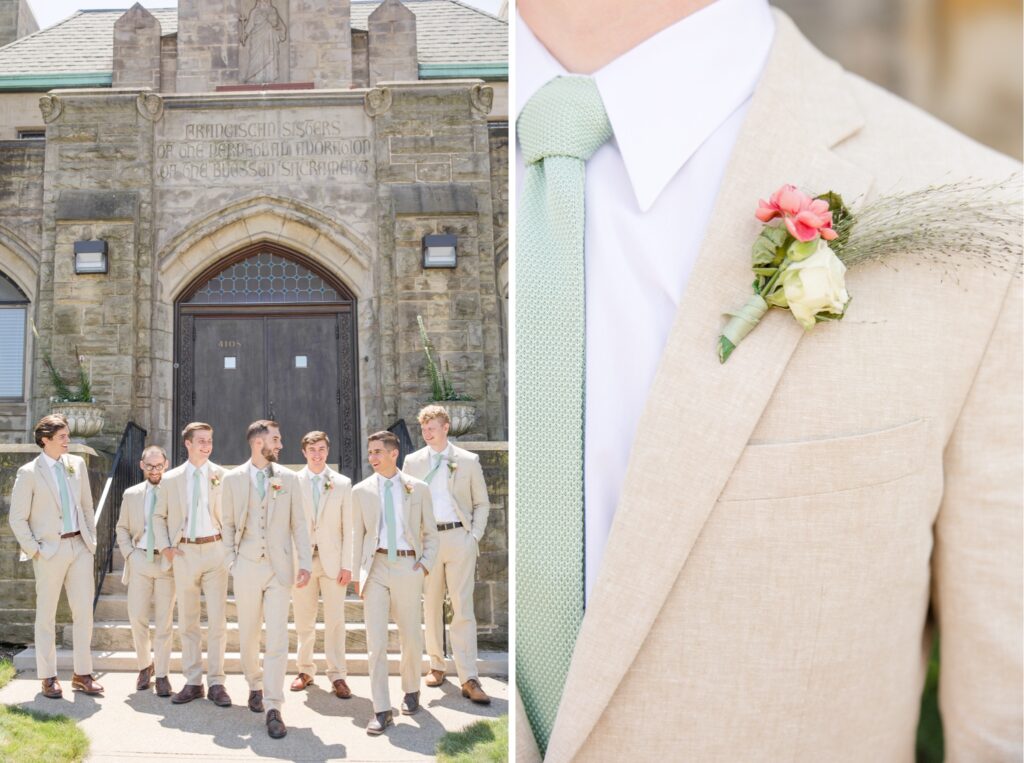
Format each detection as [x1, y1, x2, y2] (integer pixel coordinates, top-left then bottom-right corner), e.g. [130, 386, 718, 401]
[239, 0, 288, 83]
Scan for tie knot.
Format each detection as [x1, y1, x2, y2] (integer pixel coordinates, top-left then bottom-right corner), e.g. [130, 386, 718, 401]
[518, 76, 612, 165]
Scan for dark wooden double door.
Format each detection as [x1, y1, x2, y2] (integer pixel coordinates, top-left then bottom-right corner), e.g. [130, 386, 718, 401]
[177, 310, 359, 475]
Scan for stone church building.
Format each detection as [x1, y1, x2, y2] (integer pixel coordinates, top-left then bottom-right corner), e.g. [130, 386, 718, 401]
[0, 0, 509, 473]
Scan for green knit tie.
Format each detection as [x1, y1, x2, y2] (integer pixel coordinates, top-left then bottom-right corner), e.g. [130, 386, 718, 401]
[516, 75, 612, 753]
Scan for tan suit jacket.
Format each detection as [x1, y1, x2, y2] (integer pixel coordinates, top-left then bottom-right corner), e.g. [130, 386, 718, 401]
[350, 471, 439, 593]
[9, 453, 96, 561]
[221, 461, 312, 586]
[152, 460, 227, 571]
[115, 481, 164, 583]
[295, 465, 353, 579]
[403, 444, 490, 544]
[517, 10, 1022, 762]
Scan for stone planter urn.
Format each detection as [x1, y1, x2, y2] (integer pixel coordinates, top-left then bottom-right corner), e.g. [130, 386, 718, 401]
[51, 401, 105, 438]
[436, 401, 477, 438]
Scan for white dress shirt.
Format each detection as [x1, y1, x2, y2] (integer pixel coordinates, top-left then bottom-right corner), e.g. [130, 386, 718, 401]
[425, 444, 459, 524]
[516, 0, 775, 600]
[183, 461, 216, 537]
[42, 452, 80, 532]
[377, 473, 413, 551]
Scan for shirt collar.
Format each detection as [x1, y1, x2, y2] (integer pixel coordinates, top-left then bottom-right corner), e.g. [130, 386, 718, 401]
[186, 461, 209, 479]
[516, 0, 775, 211]
[42, 452, 61, 469]
[378, 472, 402, 490]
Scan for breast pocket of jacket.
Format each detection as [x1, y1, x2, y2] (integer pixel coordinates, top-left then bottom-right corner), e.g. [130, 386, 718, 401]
[719, 418, 929, 503]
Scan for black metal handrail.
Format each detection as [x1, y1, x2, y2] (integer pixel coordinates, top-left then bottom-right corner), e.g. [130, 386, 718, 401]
[92, 422, 147, 608]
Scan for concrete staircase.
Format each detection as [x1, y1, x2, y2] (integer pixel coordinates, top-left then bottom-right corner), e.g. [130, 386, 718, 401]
[14, 547, 507, 676]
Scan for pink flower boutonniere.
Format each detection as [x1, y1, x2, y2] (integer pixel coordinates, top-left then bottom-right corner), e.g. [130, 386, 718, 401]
[718, 178, 1021, 363]
[270, 479, 284, 496]
[403, 482, 414, 496]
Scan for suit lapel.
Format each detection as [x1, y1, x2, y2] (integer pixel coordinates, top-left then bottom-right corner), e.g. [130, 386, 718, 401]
[34, 455, 61, 507]
[399, 473, 415, 545]
[545, 13, 874, 761]
[365, 475, 381, 547]
[264, 464, 275, 522]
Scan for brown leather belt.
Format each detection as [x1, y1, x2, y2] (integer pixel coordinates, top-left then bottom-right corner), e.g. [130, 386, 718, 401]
[60, 531, 81, 539]
[437, 522, 463, 532]
[376, 548, 416, 557]
[181, 534, 222, 544]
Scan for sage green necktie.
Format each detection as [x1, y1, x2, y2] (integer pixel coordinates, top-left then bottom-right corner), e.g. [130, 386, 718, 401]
[516, 75, 612, 752]
[55, 461, 73, 533]
[146, 486, 158, 562]
[189, 469, 200, 541]
[383, 479, 397, 562]
[257, 468, 266, 500]
[424, 453, 444, 485]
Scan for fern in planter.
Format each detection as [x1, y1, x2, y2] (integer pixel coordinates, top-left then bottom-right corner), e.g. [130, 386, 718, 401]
[417, 315, 472, 402]
[32, 326, 93, 403]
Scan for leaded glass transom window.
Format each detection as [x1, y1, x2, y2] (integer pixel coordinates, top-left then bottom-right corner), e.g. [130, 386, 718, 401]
[185, 251, 342, 304]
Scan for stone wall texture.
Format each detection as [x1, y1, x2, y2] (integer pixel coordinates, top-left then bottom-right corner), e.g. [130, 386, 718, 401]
[0, 0, 37, 49]
[112, 4, 162, 91]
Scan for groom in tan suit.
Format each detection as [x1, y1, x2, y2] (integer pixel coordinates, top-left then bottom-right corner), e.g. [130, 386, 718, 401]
[352, 430, 438, 736]
[403, 405, 491, 704]
[115, 444, 174, 696]
[222, 420, 311, 740]
[515, 1, 1022, 761]
[9, 414, 103, 698]
[152, 422, 230, 708]
[289, 430, 354, 699]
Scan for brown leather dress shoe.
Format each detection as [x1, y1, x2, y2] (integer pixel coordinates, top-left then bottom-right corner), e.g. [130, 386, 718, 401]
[266, 709, 287, 739]
[248, 689, 264, 713]
[136, 664, 154, 691]
[207, 684, 231, 707]
[41, 676, 62, 699]
[425, 669, 446, 687]
[171, 683, 204, 704]
[72, 674, 104, 695]
[366, 710, 394, 736]
[154, 676, 172, 697]
[332, 678, 352, 699]
[289, 673, 313, 692]
[461, 677, 491, 704]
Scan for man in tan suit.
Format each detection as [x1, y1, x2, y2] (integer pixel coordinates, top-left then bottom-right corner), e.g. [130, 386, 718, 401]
[403, 405, 491, 704]
[289, 430, 354, 699]
[9, 414, 103, 698]
[352, 430, 438, 736]
[222, 420, 311, 740]
[152, 422, 231, 708]
[115, 444, 174, 696]
[515, 1, 1022, 761]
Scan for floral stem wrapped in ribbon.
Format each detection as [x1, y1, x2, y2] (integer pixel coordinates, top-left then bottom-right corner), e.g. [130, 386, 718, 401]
[719, 177, 1021, 363]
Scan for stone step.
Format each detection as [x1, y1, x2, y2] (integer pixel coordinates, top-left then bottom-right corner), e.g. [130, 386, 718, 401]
[12, 647, 509, 677]
[68, 621, 414, 653]
[93, 593, 365, 623]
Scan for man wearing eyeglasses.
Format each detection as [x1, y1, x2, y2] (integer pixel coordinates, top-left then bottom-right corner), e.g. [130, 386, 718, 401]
[115, 445, 175, 697]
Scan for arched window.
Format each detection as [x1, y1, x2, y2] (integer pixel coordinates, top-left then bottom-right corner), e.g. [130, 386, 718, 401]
[0, 271, 28, 399]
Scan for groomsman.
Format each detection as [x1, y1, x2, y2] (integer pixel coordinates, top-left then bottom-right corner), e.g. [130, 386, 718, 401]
[9, 414, 103, 698]
[152, 422, 230, 707]
[352, 431, 438, 736]
[115, 445, 174, 696]
[290, 431, 354, 699]
[404, 405, 491, 704]
[222, 420, 311, 740]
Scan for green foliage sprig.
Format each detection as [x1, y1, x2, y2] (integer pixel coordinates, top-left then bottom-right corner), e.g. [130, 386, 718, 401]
[417, 315, 471, 402]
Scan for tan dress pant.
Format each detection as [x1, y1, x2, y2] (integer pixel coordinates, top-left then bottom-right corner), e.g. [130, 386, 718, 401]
[172, 541, 228, 687]
[293, 551, 348, 681]
[32, 534, 94, 679]
[126, 551, 175, 676]
[235, 555, 290, 712]
[423, 528, 479, 683]
[364, 554, 424, 713]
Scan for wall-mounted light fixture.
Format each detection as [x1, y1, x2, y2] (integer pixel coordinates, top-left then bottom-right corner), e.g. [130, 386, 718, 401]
[422, 234, 457, 269]
[73, 240, 108, 274]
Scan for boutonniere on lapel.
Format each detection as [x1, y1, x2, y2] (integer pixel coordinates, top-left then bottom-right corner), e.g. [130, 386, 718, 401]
[323, 478, 334, 492]
[63, 458, 75, 477]
[446, 460, 457, 476]
[718, 179, 1022, 363]
[403, 481, 414, 496]
[210, 475, 221, 488]
[270, 479, 284, 497]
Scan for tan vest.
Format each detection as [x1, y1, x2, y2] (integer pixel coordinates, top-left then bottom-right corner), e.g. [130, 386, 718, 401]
[237, 481, 267, 563]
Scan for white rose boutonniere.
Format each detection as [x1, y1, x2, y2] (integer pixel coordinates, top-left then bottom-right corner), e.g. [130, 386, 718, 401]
[779, 239, 850, 330]
[63, 458, 76, 477]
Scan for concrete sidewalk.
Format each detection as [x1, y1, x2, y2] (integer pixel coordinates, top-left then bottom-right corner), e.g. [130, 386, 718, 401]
[0, 670, 508, 761]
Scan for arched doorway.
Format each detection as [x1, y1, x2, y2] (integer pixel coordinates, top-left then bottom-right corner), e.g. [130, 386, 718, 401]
[174, 243, 360, 477]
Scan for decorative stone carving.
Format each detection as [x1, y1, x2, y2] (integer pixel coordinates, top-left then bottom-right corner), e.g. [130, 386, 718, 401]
[470, 84, 494, 116]
[136, 92, 164, 122]
[364, 87, 393, 117]
[239, 0, 288, 84]
[39, 94, 63, 124]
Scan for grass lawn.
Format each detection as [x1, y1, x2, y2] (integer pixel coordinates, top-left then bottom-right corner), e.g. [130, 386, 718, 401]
[436, 713, 508, 763]
[0, 658, 91, 763]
